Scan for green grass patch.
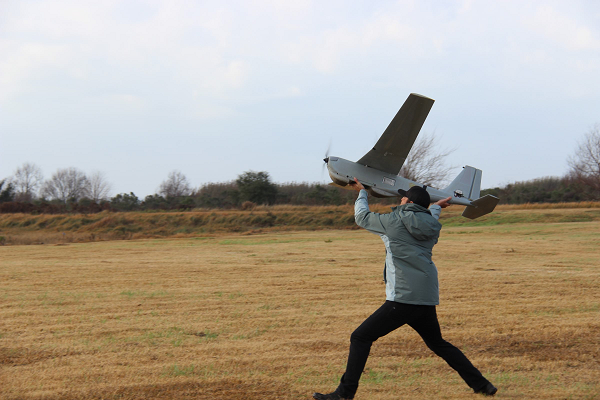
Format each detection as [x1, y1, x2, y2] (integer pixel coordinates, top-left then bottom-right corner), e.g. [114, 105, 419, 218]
[162, 364, 196, 377]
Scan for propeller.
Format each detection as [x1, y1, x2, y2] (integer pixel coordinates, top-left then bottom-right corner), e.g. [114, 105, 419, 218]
[322, 140, 332, 177]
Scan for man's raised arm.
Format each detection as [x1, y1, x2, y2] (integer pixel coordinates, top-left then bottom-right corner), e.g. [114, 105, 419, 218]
[429, 196, 452, 220]
[350, 178, 388, 235]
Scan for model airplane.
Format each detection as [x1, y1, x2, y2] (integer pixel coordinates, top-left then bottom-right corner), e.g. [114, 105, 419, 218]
[324, 93, 499, 219]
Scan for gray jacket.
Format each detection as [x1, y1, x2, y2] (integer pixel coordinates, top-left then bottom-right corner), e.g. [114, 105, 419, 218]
[354, 189, 442, 305]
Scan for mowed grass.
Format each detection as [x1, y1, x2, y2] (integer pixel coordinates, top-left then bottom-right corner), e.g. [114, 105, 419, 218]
[1, 221, 599, 399]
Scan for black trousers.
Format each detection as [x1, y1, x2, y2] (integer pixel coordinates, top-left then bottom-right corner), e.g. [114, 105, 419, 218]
[336, 301, 489, 398]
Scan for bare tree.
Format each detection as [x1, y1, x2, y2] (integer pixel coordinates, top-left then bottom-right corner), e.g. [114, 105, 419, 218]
[41, 167, 90, 203]
[399, 133, 455, 188]
[158, 170, 192, 198]
[568, 123, 600, 195]
[12, 162, 44, 202]
[88, 171, 112, 202]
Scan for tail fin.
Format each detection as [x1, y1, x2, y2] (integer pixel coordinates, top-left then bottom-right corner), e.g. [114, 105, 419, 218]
[445, 166, 499, 219]
[462, 195, 500, 219]
[444, 166, 482, 200]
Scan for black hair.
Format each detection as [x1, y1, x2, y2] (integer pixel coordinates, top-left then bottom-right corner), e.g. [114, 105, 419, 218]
[406, 186, 430, 208]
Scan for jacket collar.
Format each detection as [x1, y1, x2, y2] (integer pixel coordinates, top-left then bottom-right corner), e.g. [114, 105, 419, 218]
[391, 203, 432, 215]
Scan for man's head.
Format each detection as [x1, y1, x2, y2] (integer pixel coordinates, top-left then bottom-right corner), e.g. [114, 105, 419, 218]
[400, 186, 430, 208]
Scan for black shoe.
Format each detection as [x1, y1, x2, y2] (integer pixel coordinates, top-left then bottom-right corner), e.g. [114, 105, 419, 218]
[474, 382, 498, 396]
[312, 392, 353, 400]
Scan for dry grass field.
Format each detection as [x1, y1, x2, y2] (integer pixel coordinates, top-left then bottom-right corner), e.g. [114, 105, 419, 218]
[1, 215, 599, 399]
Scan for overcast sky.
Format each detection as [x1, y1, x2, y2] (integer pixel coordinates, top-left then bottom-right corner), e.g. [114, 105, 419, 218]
[1, 0, 599, 198]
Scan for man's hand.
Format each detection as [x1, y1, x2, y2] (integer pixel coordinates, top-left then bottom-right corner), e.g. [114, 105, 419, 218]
[349, 177, 365, 192]
[434, 196, 452, 208]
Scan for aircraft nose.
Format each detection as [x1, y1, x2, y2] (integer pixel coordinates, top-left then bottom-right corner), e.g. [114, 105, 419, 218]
[323, 157, 329, 163]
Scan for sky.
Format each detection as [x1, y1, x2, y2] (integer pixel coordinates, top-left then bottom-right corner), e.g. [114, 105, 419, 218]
[1, 0, 600, 198]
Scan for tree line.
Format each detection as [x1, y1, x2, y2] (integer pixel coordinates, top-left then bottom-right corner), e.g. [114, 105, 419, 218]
[482, 123, 600, 203]
[1, 125, 599, 213]
[0, 169, 393, 214]
[481, 175, 597, 204]
[0, 132, 452, 213]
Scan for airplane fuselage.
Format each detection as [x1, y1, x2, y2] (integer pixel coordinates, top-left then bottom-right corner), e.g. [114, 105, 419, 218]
[326, 156, 473, 206]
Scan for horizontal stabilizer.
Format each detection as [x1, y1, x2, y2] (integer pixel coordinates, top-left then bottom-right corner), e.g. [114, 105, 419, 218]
[462, 195, 500, 219]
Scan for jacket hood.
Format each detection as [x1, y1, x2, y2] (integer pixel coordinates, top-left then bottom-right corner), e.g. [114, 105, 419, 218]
[393, 203, 442, 240]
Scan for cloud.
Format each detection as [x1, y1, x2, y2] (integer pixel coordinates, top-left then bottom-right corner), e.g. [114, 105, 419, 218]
[3, 0, 596, 106]
[0, 40, 74, 101]
[109, 94, 147, 111]
[529, 4, 600, 51]
[1, 0, 599, 194]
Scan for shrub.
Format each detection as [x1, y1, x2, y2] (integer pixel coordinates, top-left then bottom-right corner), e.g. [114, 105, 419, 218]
[240, 201, 256, 211]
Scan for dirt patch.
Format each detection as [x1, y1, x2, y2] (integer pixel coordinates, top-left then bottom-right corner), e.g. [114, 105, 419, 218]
[4, 380, 303, 400]
[0, 347, 83, 367]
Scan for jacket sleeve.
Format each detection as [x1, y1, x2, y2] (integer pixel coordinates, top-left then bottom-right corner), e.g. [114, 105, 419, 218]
[429, 204, 442, 220]
[354, 189, 389, 235]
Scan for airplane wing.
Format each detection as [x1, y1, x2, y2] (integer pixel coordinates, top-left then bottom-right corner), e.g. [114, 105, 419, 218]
[356, 93, 435, 175]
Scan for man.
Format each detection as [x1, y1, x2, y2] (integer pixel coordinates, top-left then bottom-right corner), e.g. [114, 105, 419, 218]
[313, 179, 497, 399]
